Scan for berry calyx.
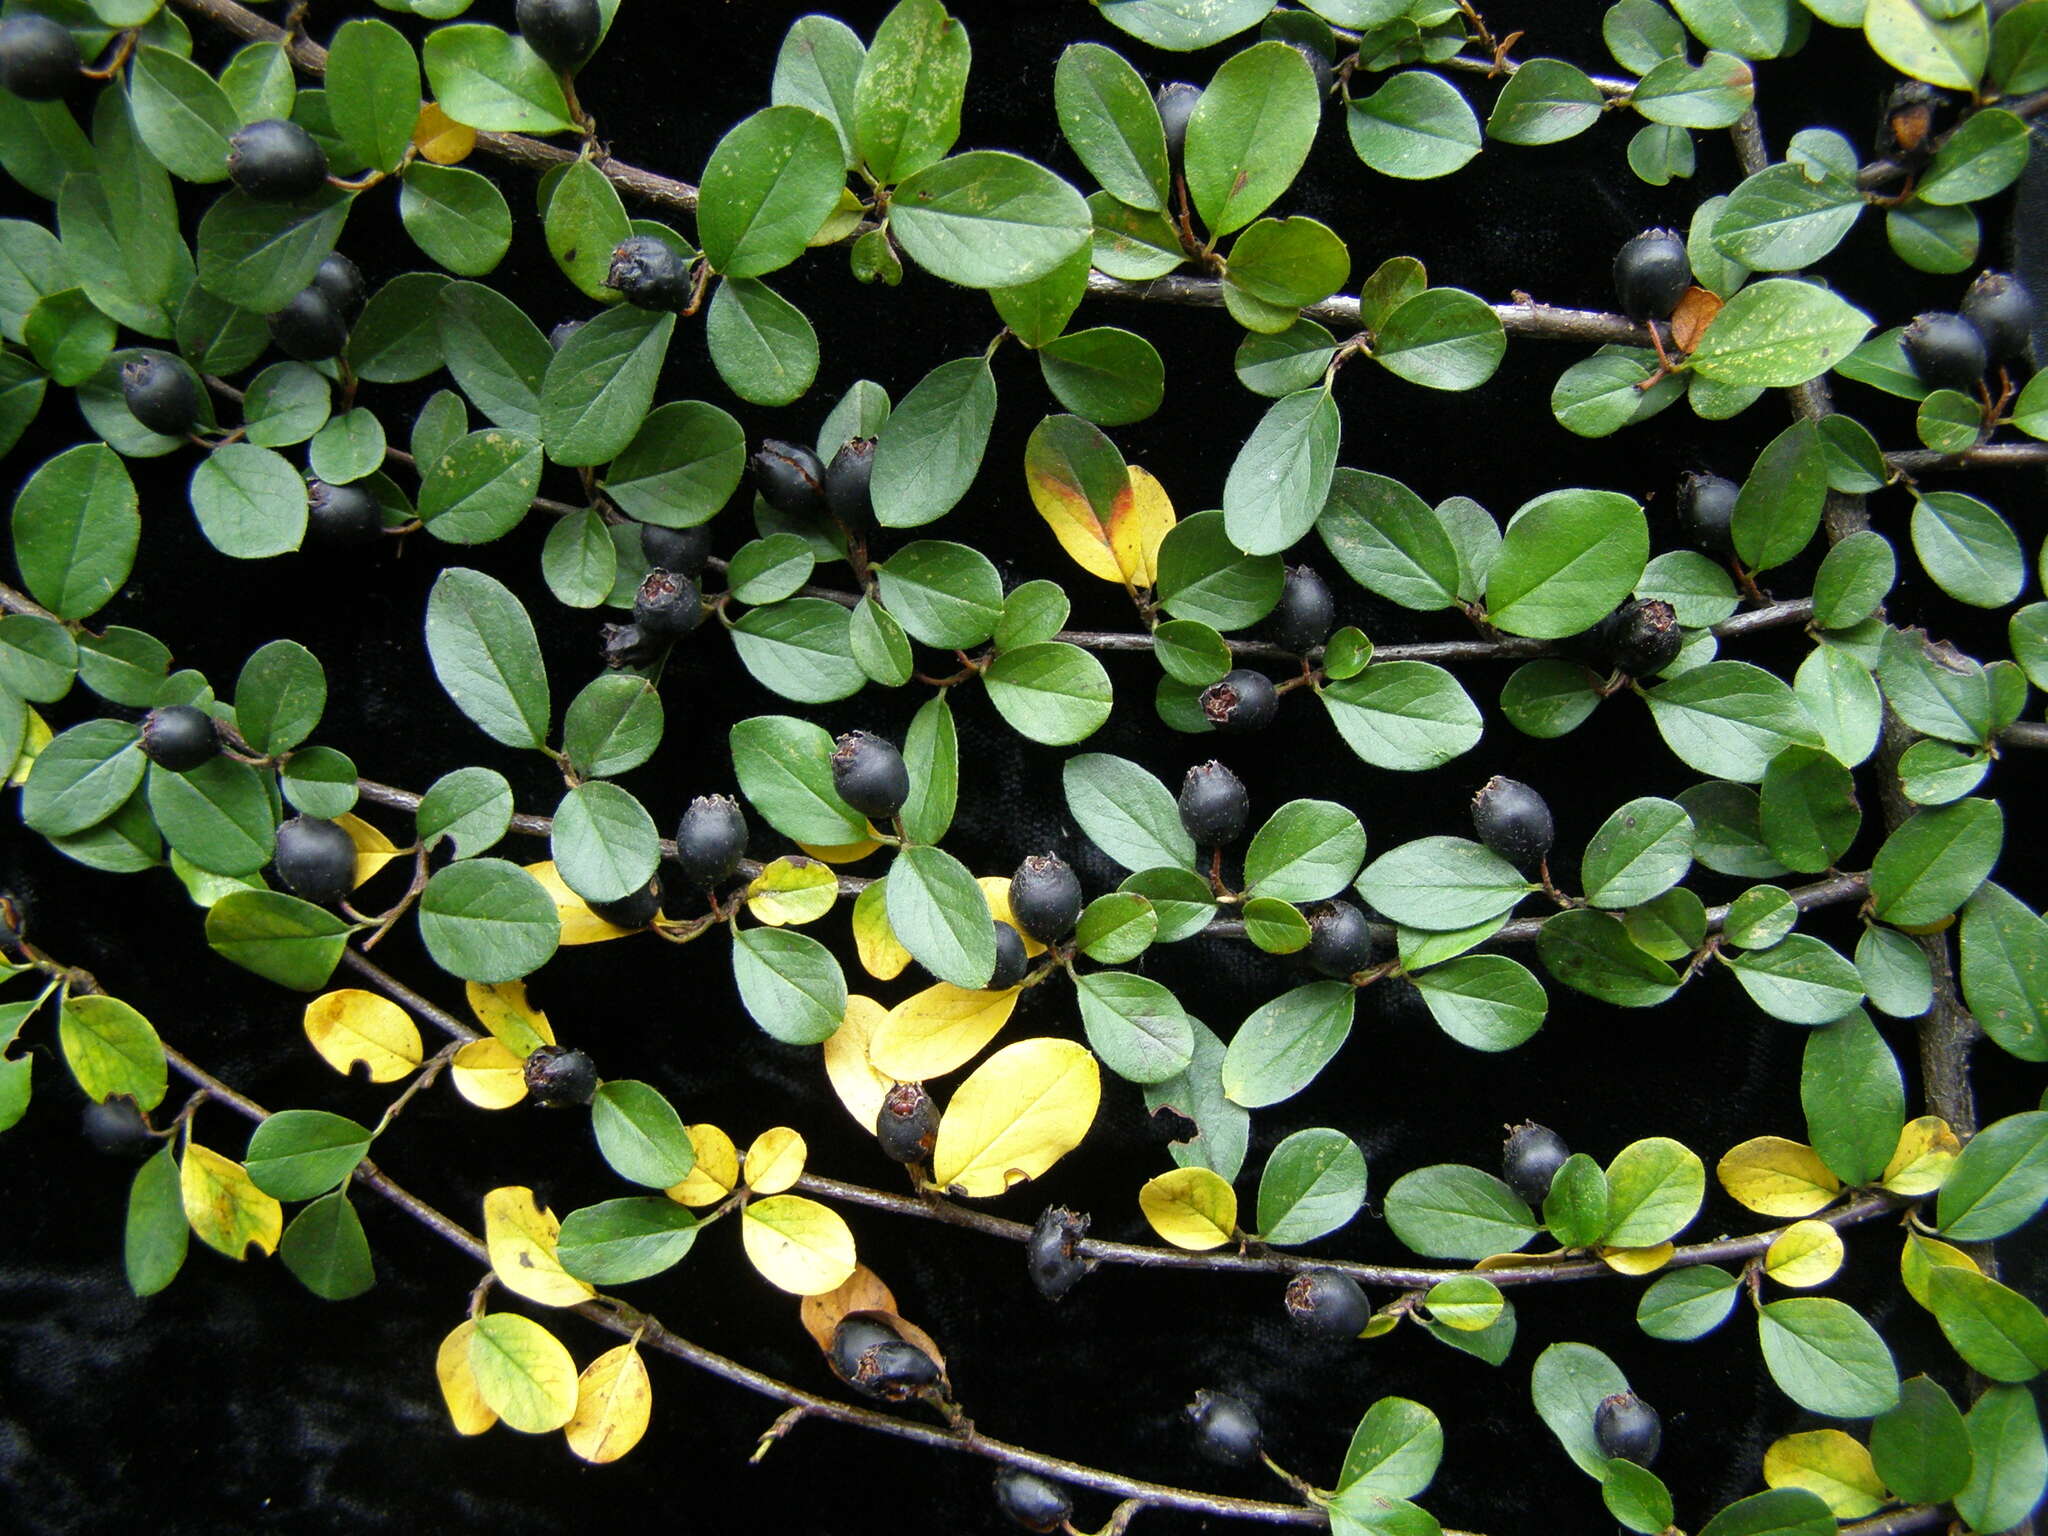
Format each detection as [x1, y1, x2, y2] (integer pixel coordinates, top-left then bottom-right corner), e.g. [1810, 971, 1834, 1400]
[675, 795, 747, 890]
[1285, 1268, 1371, 1338]
[120, 351, 201, 439]
[273, 816, 358, 906]
[1200, 668, 1278, 733]
[604, 235, 693, 311]
[1901, 310, 1988, 393]
[1675, 471, 1738, 559]
[1307, 900, 1372, 979]
[0, 14, 80, 101]
[1594, 1391, 1663, 1466]
[226, 118, 329, 202]
[1597, 598, 1682, 677]
[993, 1467, 1073, 1533]
[139, 705, 219, 773]
[1185, 1390, 1262, 1468]
[749, 438, 827, 517]
[640, 522, 711, 578]
[1009, 854, 1083, 944]
[516, 0, 602, 73]
[311, 252, 366, 322]
[989, 920, 1029, 990]
[306, 478, 381, 546]
[1502, 1121, 1571, 1207]
[824, 436, 877, 532]
[1026, 1206, 1093, 1301]
[1178, 761, 1250, 847]
[1961, 271, 2036, 364]
[1155, 82, 1201, 168]
[830, 730, 909, 821]
[524, 1044, 599, 1107]
[875, 1082, 940, 1163]
[80, 1096, 154, 1158]
[1471, 776, 1554, 878]
[1271, 564, 1335, 653]
[1613, 228, 1691, 321]
[587, 876, 661, 931]
[267, 286, 349, 362]
[632, 569, 701, 641]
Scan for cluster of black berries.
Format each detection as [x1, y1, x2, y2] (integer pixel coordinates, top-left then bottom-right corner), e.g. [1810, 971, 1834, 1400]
[750, 435, 877, 537]
[584, 792, 751, 935]
[599, 525, 709, 670]
[1900, 271, 2037, 394]
[269, 251, 365, 364]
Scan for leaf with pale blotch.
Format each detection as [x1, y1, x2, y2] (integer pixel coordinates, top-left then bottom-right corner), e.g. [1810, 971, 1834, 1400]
[1763, 1429, 1887, 1519]
[800, 1264, 900, 1353]
[451, 1037, 527, 1109]
[1718, 1136, 1843, 1217]
[413, 103, 475, 166]
[468, 1313, 578, 1434]
[1901, 1230, 1980, 1310]
[436, 1320, 498, 1435]
[666, 1124, 740, 1208]
[852, 884, 912, 980]
[465, 978, 553, 1056]
[565, 1344, 651, 1464]
[930, 1039, 1101, 1198]
[522, 860, 632, 944]
[741, 1193, 857, 1295]
[1140, 1166, 1238, 1250]
[180, 1143, 284, 1259]
[483, 1186, 594, 1306]
[303, 989, 422, 1081]
[336, 811, 403, 888]
[744, 1127, 807, 1194]
[824, 997, 896, 1131]
[1598, 1242, 1675, 1276]
[1767, 1219, 1847, 1288]
[1884, 1115, 1961, 1195]
[746, 857, 839, 926]
[868, 983, 1019, 1081]
[976, 877, 1047, 957]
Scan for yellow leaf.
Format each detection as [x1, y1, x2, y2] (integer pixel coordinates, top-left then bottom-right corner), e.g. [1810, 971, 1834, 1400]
[1717, 1135, 1842, 1217]
[976, 878, 1046, 957]
[1765, 1219, 1845, 1288]
[1901, 1229, 1980, 1310]
[1762, 1429, 1887, 1519]
[436, 1320, 499, 1436]
[1361, 1310, 1402, 1338]
[468, 1313, 578, 1433]
[413, 102, 475, 165]
[1474, 1248, 1573, 1271]
[180, 1143, 284, 1259]
[797, 836, 884, 865]
[523, 860, 632, 945]
[1883, 1115, 1960, 1196]
[565, 1343, 652, 1464]
[303, 989, 422, 1082]
[1111, 466, 1175, 588]
[744, 1126, 808, 1194]
[824, 996, 896, 1131]
[1030, 447, 1126, 584]
[451, 1037, 528, 1109]
[1139, 1166, 1238, 1250]
[930, 1038, 1101, 1198]
[666, 1124, 740, 1207]
[8, 705, 50, 784]
[741, 1193, 857, 1295]
[745, 857, 839, 927]
[852, 883, 912, 980]
[483, 1186, 595, 1307]
[337, 811, 402, 888]
[1597, 1242, 1674, 1276]
[465, 978, 554, 1056]
[868, 983, 1019, 1082]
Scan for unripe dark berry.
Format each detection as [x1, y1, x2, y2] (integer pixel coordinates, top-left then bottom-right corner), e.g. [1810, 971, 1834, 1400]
[1901, 310, 1988, 392]
[632, 569, 701, 641]
[875, 1082, 940, 1163]
[226, 118, 329, 201]
[832, 1319, 939, 1399]
[1594, 1391, 1663, 1466]
[640, 522, 711, 578]
[1155, 82, 1201, 168]
[1471, 776, 1554, 877]
[1026, 1205, 1093, 1301]
[0, 14, 79, 101]
[1185, 1390, 1262, 1468]
[675, 795, 747, 890]
[139, 705, 219, 773]
[1009, 854, 1083, 944]
[307, 478, 381, 546]
[516, 0, 602, 72]
[587, 875, 660, 931]
[749, 438, 827, 517]
[1597, 598, 1683, 677]
[830, 730, 909, 821]
[989, 920, 1029, 990]
[1613, 228, 1691, 321]
[267, 286, 348, 361]
[824, 436, 876, 532]
[80, 1096, 154, 1158]
[1961, 271, 2036, 364]
[120, 351, 200, 439]
[1178, 760, 1249, 847]
[548, 318, 585, 349]
[1675, 471, 1738, 559]
[599, 622, 660, 670]
[1285, 1268, 1371, 1338]
[1286, 40, 1335, 99]
[1502, 1121, 1571, 1207]
[1307, 900, 1372, 979]
[993, 1467, 1073, 1533]
[1271, 564, 1335, 653]
[604, 235, 692, 311]
[311, 252, 365, 321]
[1200, 668, 1278, 733]
[523, 1044, 599, 1107]
[273, 816, 358, 906]
[1877, 79, 1941, 162]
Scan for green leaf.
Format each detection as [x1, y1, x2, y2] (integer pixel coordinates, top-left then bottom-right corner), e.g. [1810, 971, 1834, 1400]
[1487, 58, 1603, 144]
[1961, 883, 2048, 1062]
[1538, 908, 1682, 1007]
[1672, 0, 1807, 58]
[1338, 1397, 1443, 1499]
[1711, 161, 1863, 272]
[1887, 198, 1979, 273]
[189, 443, 309, 559]
[281, 748, 358, 820]
[327, 18, 420, 174]
[1121, 866, 1218, 945]
[1156, 510, 1283, 628]
[889, 151, 1090, 290]
[1956, 1383, 2048, 1533]
[561, 674, 662, 780]
[280, 1191, 375, 1300]
[1638, 1265, 1741, 1340]
[1868, 797, 2002, 927]
[1939, 1109, 2048, 1240]
[1796, 1009, 1904, 1186]
[870, 356, 996, 529]
[1500, 660, 1602, 739]
[1413, 954, 1548, 1051]
[1385, 1164, 1537, 1260]
[1144, 1016, 1246, 1180]
[1689, 278, 1872, 387]
[602, 400, 746, 528]
[1345, 71, 1482, 180]
[900, 694, 957, 846]
[22, 719, 145, 836]
[1729, 935, 1865, 1025]
[1236, 317, 1339, 397]
[1077, 970, 1194, 1084]
[1863, 0, 1988, 89]
[706, 276, 818, 407]
[1240, 896, 1309, 954]
[1695, 1488, 1836, 1536]
[1256, 1127, 1367, 1244]
[1318, 470, 1461, 611]
[1531, 1341, 1633, 1478]
[58, 994, 166, 1111]
[1603, 1136, 1704, 1246]
[196, 189, 351, 314]
[983, 642, 1112, 745]
[1732, 420, 1828, 572]
[1244, 801, 1366, 902]
[400, 164, 513, 276]
[1185, 41, 1320, 237]
[24, 288, 115, 388]
[347, 271, 452, 383]
[541, 304, 674, 466]
[732, 925, 847, 1044]
[1856, 922, 1933, 1019]
[729, 598, 865, 704]
[11, 443, 137, 620]
[204, 890, 350, 991]
[853, 0, 969, 183]
[125, 1145, 188, 1297]
[591, 1080, 695, 1188]
[1220, 387, 1339, 557]
[245, 1109, 372, 1201]
[434, 281, 550, 434]
[1810, 530, 1894, 630]
[1643, 661, 1823, 782]
[146, 758, 275, 877]
[551, 782, 658, 906]
[219, 41, 296, 125]
[1759, 746, 1858, 873]
[418, 429, 542, 545]
[1993, 0, 2048, 90]
[873, 540, 1001, 648]
[1076, 892, 1158, 963]
[1870, 1376, 1971, 1505]
[424, 568, 550, 750]
[1319, 662, 1483, 772]
[726, 533, 816, 606]
[1096, 0, 1275, 51]
[1928, 1266, 2048, 1381]
[1581, 797, 1693, 908]
[1632, 49, 1754, 126]
[887, 845, 995, 989]
[699, 106, 848, 279]
[1758, 1297, 1900, 1417]
[417, 860, 560, 983]
[542, 508, 619, 609]
[1064, 754, 1197, 873]
[422, 23, 571, 133]
[128, 45, 237, 183]
[1221, 981, 1356, 1106]
[1485, 489, 1648, 639]
[1038, 327, 1165, 425]
[1054, 42, 1171, 210]
[1911, 490, 2025, 608]
[1087, 190, 1184, 280]
[1604, 1459, 1675, 1535]
[74, 628, 169, 709]
[416, 768, 514, 859]
[1552, 347, 1686, 437]
[1374, 288, 1507, 391]
[731, 715, 867, 845]
[1357, 837, 1528, 929]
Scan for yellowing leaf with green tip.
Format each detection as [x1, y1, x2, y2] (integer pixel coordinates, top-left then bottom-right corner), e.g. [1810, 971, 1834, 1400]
[1762, 1428, 1887, 1518]
[1029, 437, 1176, 587]
[1765, 1219, 1846, 1288]
[468, 1313, 578, 1433]
[796, 836, 884, 865]
[666, 1124, 740, 1207]
[744, 1126, 808, 1194]
[413, 102, 475, 165]
[745, 857, 839, 926]
[483, 1186, 594, 1307]
[868, 983, 1019, 1082]
[1882, 1114, 1960, 1195]
[1140, 1166, 1237, 1249]
[1597, 1242, 1674, 1276]
[930, 1038, 1100, 1198]
[741, 1193, 857, 1295]
[9, 706, 50, 784]
[180, 1143, 284, 1259]
[565, 1343, 652, 1464]
[1901, 1229, 1980, 1309]
[824, 997, 896, 1130]
[852, 883, 912, 980]
[977, 877, 1046, 957]
[303, 989, 422, 1082]
[436, 1320, 498, 1435]
[465, 978, 554, 1056]
[523, 860, 632, 944]
[1424, 1274, 1505, 1330]
[58, 994, 166, 1111]
[451, 1037, 527, 1109]
[337, 811, 402, 888]
[1717, 1135, 1841, 1217]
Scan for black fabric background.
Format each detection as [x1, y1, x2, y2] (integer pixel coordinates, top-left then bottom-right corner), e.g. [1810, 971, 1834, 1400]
[3, 2, 2045, 1533]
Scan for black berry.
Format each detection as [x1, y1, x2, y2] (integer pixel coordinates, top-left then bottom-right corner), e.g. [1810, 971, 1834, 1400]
[633, 569, 701, 641]
[1178, 761, 1249, 847]
[604, 235, 693, 311]
[1271, 564, 1334, 653]
[1597, 598, 1683, 676]
[1285, 1268, 1370, 1338]
[523, 1044, 599, 1107]
[80, 1096, 154, 1158]
[749, 438, 827, 517]
[119, 351, 200, 439]
[989, 920, 1029, 990]
[0, 13, 77, 101]
[227, 118, 329, 202]
[307, 478, 381, 546]
[139, 705, 219, 773]
[1594, 1391, 1663, 1466]
[824, 436, 876, 532]
[1307, 900, 1372, 980]
[830, 1317, 897, 1381]
[1502, 1121, 1571, 1207]
[640, 522, 711, 578]
[830, 731, 909, 821]
[599, 622, 660, 670]
[1185, 1390, 1262, 1468]
[1675, 471, 1738, 559]
[1901, 310, 1988, 392]
[1613, 228, 1691, 321]
[1009, 854, 1083, 944]
[548, 318, 585, 349]
[1026, 1206, 1093, 1301]
[1200, 668, 1278, 733]
[1471, 776, 1554, 877]
[267, 286, 349, 361]
[832, 1318, 939, 1400]
[993, 1467, 1073, 1533]
[1961, 271, 2036, 364]
[311, 252, 365, 321]
[875, 1082, 940, 1163]
[587, 875, 661, 931]
[674, 795, 747, 890]
[273, 816, 357, 906]
[516, 0, 602, 72]
[1286, 40, 1335, 99]
[1156, 82, 1201, 168]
